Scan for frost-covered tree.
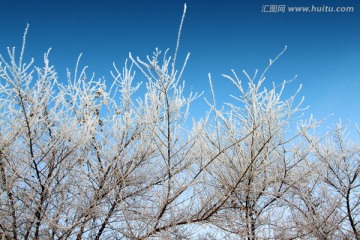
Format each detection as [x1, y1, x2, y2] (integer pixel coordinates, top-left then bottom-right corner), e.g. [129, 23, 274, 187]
[288, 122, 360, 239]
[0, 5, 206, 239]
[194, 48, 318, 239]
[0, 4, 359, 240]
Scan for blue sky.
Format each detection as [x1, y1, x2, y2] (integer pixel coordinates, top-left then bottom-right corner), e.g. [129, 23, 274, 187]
[1, 0, 359, 133]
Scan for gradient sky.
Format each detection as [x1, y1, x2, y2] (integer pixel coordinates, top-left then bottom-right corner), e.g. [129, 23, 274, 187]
[1, 0, 360, 135]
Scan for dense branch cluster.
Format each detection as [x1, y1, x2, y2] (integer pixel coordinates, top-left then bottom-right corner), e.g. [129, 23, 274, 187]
[0, 11, 359, 240]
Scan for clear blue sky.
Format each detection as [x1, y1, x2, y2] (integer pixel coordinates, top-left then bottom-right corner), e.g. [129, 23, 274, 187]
[1, 0, 359, 131]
